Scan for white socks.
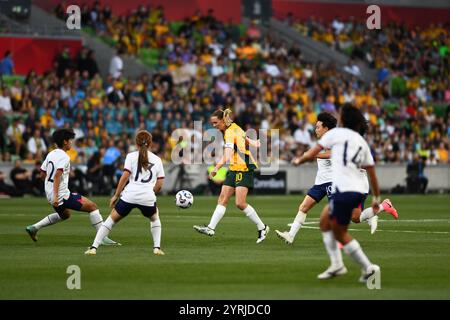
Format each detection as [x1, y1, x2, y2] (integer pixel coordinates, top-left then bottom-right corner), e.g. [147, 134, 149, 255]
[89, 209, 103, 230]
[343, 239, 371, 270]
[151, 219, 162, 248]
[322, 231, 344, 268]
[208, 204, 226, 230]
[243, 204, 265, 230]
[359, 207, 375, 222]
[360, 201, 385, 222]
[92, 216, 115, 248]
[289, 211, 307, 237]
[33, 213, 63, 230]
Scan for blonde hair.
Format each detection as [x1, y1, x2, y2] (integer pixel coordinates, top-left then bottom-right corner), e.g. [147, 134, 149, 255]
[212, 108, 233, 127]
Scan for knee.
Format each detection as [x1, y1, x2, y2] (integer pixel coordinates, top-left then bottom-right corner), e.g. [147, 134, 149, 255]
[59, 211, 71, 220]
[299, 203, 309, 213]
[87, 202, 98, 212]
[319, 217, 329, 231]
[235, 201, 247, 211]
[218, 195, 229, 206]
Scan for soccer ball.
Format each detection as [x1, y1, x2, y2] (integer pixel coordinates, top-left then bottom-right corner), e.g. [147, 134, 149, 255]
[175, 190, 194, 209]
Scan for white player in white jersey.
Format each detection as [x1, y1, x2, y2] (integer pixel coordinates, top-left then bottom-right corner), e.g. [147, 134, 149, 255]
[85, 130, 165, 256]
[295, 105, 386, 283]
[275, 112, 336, 244]
[25, 128, 118, 245]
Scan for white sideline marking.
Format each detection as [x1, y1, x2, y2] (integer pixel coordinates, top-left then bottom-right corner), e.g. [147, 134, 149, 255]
[301, 219, 450, 225]
[300, 225, 450, 235]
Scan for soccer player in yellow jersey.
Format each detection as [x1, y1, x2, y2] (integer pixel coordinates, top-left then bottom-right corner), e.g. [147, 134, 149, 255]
[193, 108, 270, 243]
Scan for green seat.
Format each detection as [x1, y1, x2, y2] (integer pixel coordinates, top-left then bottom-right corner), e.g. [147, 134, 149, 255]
[170, 21, 185, 34]
[433, 104, 447, 118]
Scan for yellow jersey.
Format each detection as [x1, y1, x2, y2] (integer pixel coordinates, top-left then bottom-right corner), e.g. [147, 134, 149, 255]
[223, 123, 257, 172]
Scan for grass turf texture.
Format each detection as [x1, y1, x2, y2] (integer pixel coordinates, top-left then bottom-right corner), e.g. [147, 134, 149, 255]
[0, 195, 449, 299]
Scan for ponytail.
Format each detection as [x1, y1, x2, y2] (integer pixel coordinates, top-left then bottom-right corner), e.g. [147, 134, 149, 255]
[135, 130, 152, 173]
[212, 107, 233, 127]
[223, 108, 233, 127]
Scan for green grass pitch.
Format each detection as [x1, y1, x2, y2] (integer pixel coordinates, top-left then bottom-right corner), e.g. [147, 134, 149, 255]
[1, 195, 449, 299]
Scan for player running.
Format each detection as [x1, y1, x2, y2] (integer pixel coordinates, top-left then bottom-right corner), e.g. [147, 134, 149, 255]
[85, 130, 165, 256]
[193, 108, 269, 243]
[25, 128, 118, 245]
[295, 104, 385, 283]
[276, 113, 398, 244]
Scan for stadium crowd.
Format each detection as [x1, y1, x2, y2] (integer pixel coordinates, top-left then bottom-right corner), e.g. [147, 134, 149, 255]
[0, 3, 449, 196]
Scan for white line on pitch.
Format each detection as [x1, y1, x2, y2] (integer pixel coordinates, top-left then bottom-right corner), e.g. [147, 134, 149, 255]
[301, 225, 450, 235]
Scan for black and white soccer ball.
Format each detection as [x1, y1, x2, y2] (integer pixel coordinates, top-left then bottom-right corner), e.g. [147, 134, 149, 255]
[175, 190, 194, 209]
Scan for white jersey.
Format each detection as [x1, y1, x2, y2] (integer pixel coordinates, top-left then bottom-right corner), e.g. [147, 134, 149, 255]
[359, 168, 370, 194]
[120, 151, 165, 206]
[41, 149, 71, 205]
[315, 150, 333, 185]
[318, 128, 375, 194]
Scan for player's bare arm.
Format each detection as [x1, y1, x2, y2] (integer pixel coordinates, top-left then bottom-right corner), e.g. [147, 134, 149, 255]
[364, 166, 381, 212]
[210, 147, 233, 179]
[154, 178, 164, 193]
[52, 170, 62, 207]
[296, 144, 324, 165]
[110, 170, 131, 208]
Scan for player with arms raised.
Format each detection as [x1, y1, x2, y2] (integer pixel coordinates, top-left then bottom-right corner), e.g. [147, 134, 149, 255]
[85, 130, 165, 256]
[25, 128, 118, 245]
[193, 108, 269, 243]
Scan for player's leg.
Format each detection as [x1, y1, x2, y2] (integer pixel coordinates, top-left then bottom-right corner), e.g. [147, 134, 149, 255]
[354, 197, 398, 234]
[331, 193, 379, 283]
[276, 195, 317, 244]
[235, 186, 269, 244]
[26, 206, 71, 242]
[85, 207, 124, 255]
[194, 184, 234, 236]
[317, 204, 347, 279]
[148, 208, 164, 256]
[75, 194, 120, 245]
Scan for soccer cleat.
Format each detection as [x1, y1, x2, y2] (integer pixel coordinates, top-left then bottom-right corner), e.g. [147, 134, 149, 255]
[369, 215, 379, 234]
[275, 230, 294, 245]
[193, 225, 215, 236]
[26, 225, 38, 242]
[381, 199, 398, 219]
[153, 247, 165, 256]
[317, 265, 348, 280]
[84, 247, 97, 255]
[101, 236, 121, 246]
[256, 225, 270, 244]
[359, 264, 380, 283]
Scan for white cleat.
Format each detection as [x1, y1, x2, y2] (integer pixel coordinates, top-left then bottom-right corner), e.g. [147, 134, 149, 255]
[153, 247, 165, 256]
[256, 225, 270, 244]
[193, 225, 215, 236]
[317, 265, 348, 280]
[275, 230, 294, 245]
[369, 215, 379, 234]
[84, 247, 97, 255]
[359, 264, 381, 283]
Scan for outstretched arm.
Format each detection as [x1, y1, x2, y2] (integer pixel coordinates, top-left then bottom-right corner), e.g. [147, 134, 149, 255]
[245, 137, 261, 148]
[292, 144, 324, 166]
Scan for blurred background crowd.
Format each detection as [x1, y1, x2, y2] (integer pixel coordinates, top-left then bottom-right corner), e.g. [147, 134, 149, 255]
[0, 2, 448, 196]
